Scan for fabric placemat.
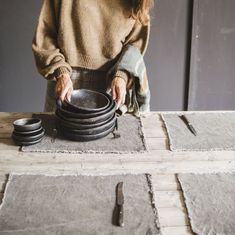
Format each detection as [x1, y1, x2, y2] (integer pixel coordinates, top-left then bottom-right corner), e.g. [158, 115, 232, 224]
[161, 113, 235, 151]
[22, 114, 147, 154]
[0, 174, 161, 235]
[177, 173, 235, 235]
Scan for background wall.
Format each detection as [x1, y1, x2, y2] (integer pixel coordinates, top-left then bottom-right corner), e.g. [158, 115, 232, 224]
[0, 0, 46, 112]
[0, 0, 235, 112]
[188, 0, 235, 110]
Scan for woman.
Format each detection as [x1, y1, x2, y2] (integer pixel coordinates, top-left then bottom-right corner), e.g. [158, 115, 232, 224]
[32, 0, 153, 115]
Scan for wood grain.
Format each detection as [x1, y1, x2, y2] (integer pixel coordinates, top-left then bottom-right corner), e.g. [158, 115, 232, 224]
[1, 111, 235, 235]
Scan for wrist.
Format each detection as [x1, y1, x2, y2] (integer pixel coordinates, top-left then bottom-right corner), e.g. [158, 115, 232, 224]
[115, 70, 129, 84]
[54, 67, 70, 80]
[114, 76, 128, 84]
[55, 73, 71, 83]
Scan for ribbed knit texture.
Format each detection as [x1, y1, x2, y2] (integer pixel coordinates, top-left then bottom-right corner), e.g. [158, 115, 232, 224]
[54, 67, 71, 78]
[32, 0, 150, 80]
[115, 70, 129, 83]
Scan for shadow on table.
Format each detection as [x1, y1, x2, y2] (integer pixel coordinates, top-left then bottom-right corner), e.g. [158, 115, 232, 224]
[0, 174, 9, 205]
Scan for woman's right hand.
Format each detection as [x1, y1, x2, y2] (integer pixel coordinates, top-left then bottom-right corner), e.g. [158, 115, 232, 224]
[56, 73, 73, 102]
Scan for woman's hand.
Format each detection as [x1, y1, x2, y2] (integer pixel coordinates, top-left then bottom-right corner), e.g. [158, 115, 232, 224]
[111, 76, 127, 109]
[56, 73, 73, 102]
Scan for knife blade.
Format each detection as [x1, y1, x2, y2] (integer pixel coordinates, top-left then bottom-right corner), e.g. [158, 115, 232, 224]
[117, 182, 124, 227]
[180, 115, 197, 136]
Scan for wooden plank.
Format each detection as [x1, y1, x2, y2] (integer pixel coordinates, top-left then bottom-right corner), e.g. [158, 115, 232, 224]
[0, 147, 235, 173]
[152, 174, 180, 191]
[145, 137, 168, 151]
[155, 191, 183, 208]
[0, 112, 33, 123]
[1, 138, 235, 163]
[161, 226, 192, 235]
[1, 160, 235, 176]
[158, 207, 190, 227]
[119, 159, 235, 174]
[143, 127, 166, 138]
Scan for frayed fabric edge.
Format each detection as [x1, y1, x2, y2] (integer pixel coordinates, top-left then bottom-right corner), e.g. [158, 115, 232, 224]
[146, 174, 162, 235]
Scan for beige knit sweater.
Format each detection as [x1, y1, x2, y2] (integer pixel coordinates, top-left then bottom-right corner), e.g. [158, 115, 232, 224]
[32, 0, 150, 80]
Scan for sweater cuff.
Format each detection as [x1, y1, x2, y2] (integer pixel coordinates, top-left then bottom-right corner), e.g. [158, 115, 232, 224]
[54, 67, 71, 79]
[115, 70, 129, 84]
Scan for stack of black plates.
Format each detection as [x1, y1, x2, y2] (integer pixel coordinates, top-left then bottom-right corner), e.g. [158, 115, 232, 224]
[12, 118, 45, 146]
[56, 89, 117, 141]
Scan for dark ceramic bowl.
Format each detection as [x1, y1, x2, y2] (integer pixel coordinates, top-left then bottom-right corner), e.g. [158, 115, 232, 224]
[59, 115, 117, 135]
[56, 100, 116, 125]
[13, 126, 43, 136]
[64, 89, 110, 113]
[56, 92, 116, 119]
[55, 111, 116, 130]
[12, 128, 45, 142]
[61, 122, 116, 142]
[13, 118, 42, 132]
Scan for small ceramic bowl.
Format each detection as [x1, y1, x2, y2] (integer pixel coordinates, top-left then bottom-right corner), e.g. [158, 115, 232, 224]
[12, 128, 45, 142]
[64, 89, 110, 113]
[13, 118, 42, 132]
[13, 126, 43, 136]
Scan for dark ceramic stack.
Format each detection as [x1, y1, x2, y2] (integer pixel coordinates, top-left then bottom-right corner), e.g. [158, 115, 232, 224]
[12, 118, 45, 146]
[55, 89, 117, 141]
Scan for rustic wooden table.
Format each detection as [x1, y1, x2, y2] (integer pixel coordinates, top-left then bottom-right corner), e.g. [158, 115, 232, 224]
[1, 111, 235, 235]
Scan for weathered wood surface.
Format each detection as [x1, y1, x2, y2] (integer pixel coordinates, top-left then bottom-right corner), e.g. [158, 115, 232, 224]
[0, 111, 235, 235]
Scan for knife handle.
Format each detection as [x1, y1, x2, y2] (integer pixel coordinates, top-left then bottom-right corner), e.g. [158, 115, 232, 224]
[118, 205, 124, 227]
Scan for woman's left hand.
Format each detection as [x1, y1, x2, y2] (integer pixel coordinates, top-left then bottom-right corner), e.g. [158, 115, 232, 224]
[111, 76, 127, 109]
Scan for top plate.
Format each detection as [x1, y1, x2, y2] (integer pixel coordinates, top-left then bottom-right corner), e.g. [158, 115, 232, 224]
[13, 118, 42, 132]
[64, 89, 110, 113]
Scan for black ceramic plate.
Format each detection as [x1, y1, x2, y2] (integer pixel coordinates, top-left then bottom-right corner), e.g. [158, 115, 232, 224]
[61, 122, 116, 142]
[13, 126, 43, 135]
[64, 89, 110, 112]
[56, 100, 116, 125]
[56, 112, 115, 130]
[56, 92, 115, 119]
[12, 129, 45, 142]
[59, 115, 117, 135]
[13, 118, 42, 132]
[13, 137, 43, 146]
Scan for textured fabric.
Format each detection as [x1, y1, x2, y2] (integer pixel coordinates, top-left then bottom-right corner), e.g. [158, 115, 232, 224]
[178, 173, 235, 235]
[22, 114, 147, 154]
[161, 113, 235, 151]
[32, 0, 149, 80]
[0, 174, 161, 235]
[107, 45, 151, 115]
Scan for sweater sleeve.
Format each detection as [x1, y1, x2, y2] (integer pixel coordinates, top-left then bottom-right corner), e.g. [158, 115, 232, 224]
[123, 21, 150, 55]
[114, 21, 150, 81]
[32, 0, 72, 80]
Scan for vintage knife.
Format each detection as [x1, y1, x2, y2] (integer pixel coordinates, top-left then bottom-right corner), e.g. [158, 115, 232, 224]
[180, 115, 197, 136]
[117, 182, 124, 227]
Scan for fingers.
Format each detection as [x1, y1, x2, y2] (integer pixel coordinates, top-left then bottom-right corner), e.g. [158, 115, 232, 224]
[113, 85, 126, 109]
[66, 87, 73, 102]
[111, 77, 127, 109]
[56, 75, 73, 102]
[116, 87, 122, 109]
[112, 86, 117, 101]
